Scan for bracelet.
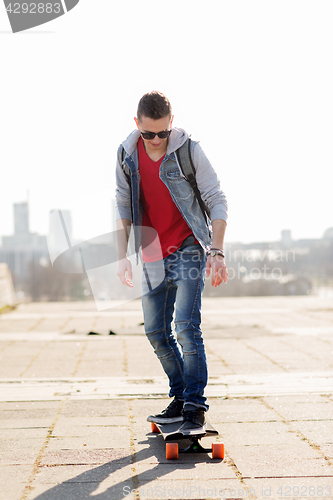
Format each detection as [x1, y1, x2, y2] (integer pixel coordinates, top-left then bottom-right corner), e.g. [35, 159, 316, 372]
[208, 248, 225, 258]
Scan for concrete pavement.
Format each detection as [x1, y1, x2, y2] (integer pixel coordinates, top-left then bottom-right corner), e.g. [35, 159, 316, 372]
[0, 295, 333, 499]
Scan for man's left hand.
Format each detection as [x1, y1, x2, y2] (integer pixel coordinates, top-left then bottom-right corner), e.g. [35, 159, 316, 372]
[206, 255, 228, 287]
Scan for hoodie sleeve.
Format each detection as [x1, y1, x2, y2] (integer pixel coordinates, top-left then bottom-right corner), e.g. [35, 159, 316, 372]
[115, 145, 132, 222]
[191, 141, 228, 223]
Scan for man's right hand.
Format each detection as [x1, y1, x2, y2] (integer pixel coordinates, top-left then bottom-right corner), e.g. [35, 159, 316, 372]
[117, 258, 134, 288]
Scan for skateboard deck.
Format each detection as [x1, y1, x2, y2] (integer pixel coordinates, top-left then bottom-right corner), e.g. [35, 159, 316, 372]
[149, 420, 224, 460]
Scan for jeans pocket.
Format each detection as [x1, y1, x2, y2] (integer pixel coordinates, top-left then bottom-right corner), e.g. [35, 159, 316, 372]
[179, 244, 202, 254]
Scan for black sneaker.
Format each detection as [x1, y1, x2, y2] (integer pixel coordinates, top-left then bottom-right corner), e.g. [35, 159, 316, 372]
[178, 407, 206, 436]
[147, 397, 184, 424]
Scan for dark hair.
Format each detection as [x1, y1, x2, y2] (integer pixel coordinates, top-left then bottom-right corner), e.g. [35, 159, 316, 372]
[137, 91, 172, 122]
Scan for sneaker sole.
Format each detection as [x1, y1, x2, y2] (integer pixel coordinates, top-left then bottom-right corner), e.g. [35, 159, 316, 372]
[178, 423, 207, 436]
[147, 415, 183, 424]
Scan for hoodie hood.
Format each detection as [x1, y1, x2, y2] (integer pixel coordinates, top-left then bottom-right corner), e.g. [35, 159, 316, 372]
[122, 127, 189, 157]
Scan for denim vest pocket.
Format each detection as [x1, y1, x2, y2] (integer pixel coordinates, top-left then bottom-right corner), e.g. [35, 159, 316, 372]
[165, 170, 192, 201]
[161, 160, 212, 253]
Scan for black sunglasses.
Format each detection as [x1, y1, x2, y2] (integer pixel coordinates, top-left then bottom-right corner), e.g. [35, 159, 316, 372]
[141, 130, 172, 140]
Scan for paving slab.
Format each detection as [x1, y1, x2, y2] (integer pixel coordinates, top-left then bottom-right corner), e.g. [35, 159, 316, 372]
[24, 481, 136, 500]
[288, 420, 333, 445]
[32, 462, 136, 484]
[0, 437, 46, 452]
[41, 449, 132, 466]
[46, 430, 130, 451]
[60, 399, 128, 417]
[0, 418, 51, 429]
[208, 398, 283, 423]
[134, 460, 236, 480]
[0, 427, 49, 440]
[226, 444, 331, 477]
[133, 479, 251, 500]
[52, 416, 126, 432]
[0, 450, 42, 466]
[0, 465, 33, 500]
[219, 421, 304, 446]
[263, 395, 333, 421]
[246, 477, 333, 500]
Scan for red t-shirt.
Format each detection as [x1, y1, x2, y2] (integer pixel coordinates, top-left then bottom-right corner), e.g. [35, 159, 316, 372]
[138, 137, 194, 262]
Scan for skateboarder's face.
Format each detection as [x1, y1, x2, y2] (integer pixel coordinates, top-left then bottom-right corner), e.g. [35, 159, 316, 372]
[135, 115, 173, 151]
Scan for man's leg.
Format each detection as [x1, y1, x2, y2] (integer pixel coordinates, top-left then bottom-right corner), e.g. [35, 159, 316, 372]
[165, 243, 210, 435]
[142, 273, 186, 422]
[172, 244, 208, 411]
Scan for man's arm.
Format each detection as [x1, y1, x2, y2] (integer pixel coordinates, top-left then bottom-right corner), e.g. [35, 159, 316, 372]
[189, 142, 228, 287]
[206, 219, 228, 287]
[191, 142, 228, 224]
[211, 218, 227, 250]
[115, 143, 134, 287]
[116, 218, 134, 288]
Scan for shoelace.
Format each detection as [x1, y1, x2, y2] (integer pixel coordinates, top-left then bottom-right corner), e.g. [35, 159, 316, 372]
[164, 398, 182, 413]
[182, 410, 200, 422]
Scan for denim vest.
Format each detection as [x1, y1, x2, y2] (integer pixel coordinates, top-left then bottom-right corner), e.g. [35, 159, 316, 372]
[123, 146, 212, 259]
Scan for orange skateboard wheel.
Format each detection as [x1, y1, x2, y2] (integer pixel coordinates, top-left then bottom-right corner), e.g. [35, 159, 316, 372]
[212, 442, 224, 459]
[151, 422, 161, 433]
[166, 442, 179, 459]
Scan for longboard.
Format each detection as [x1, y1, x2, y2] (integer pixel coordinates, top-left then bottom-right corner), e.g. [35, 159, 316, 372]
[149, 420, 224, 460]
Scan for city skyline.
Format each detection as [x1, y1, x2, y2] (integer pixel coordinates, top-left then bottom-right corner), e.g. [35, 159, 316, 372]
[1, 200, 331, 302]
[1, 199, 332, 248]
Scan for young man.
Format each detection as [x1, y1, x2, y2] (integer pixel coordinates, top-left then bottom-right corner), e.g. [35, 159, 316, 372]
[115, 91, 228, 435]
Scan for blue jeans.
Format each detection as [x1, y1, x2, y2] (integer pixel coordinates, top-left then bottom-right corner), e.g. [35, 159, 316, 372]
[141, 244, 208, 410]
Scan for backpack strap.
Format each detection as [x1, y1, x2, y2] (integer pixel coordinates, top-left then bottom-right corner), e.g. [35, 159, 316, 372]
[176, 138, 211, 221]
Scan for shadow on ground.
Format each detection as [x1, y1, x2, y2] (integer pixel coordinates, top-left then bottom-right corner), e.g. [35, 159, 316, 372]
[32, 431, 222, 499]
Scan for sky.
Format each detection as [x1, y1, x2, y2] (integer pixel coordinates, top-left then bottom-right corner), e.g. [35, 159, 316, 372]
[1, 0, 333, 245]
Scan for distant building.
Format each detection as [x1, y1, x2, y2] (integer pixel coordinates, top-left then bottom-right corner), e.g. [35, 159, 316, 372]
[14, 202, 29, 235]
[0, 201, 48, 288]
[2, 201, 47, 252]
[281, 229, 292, 247]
